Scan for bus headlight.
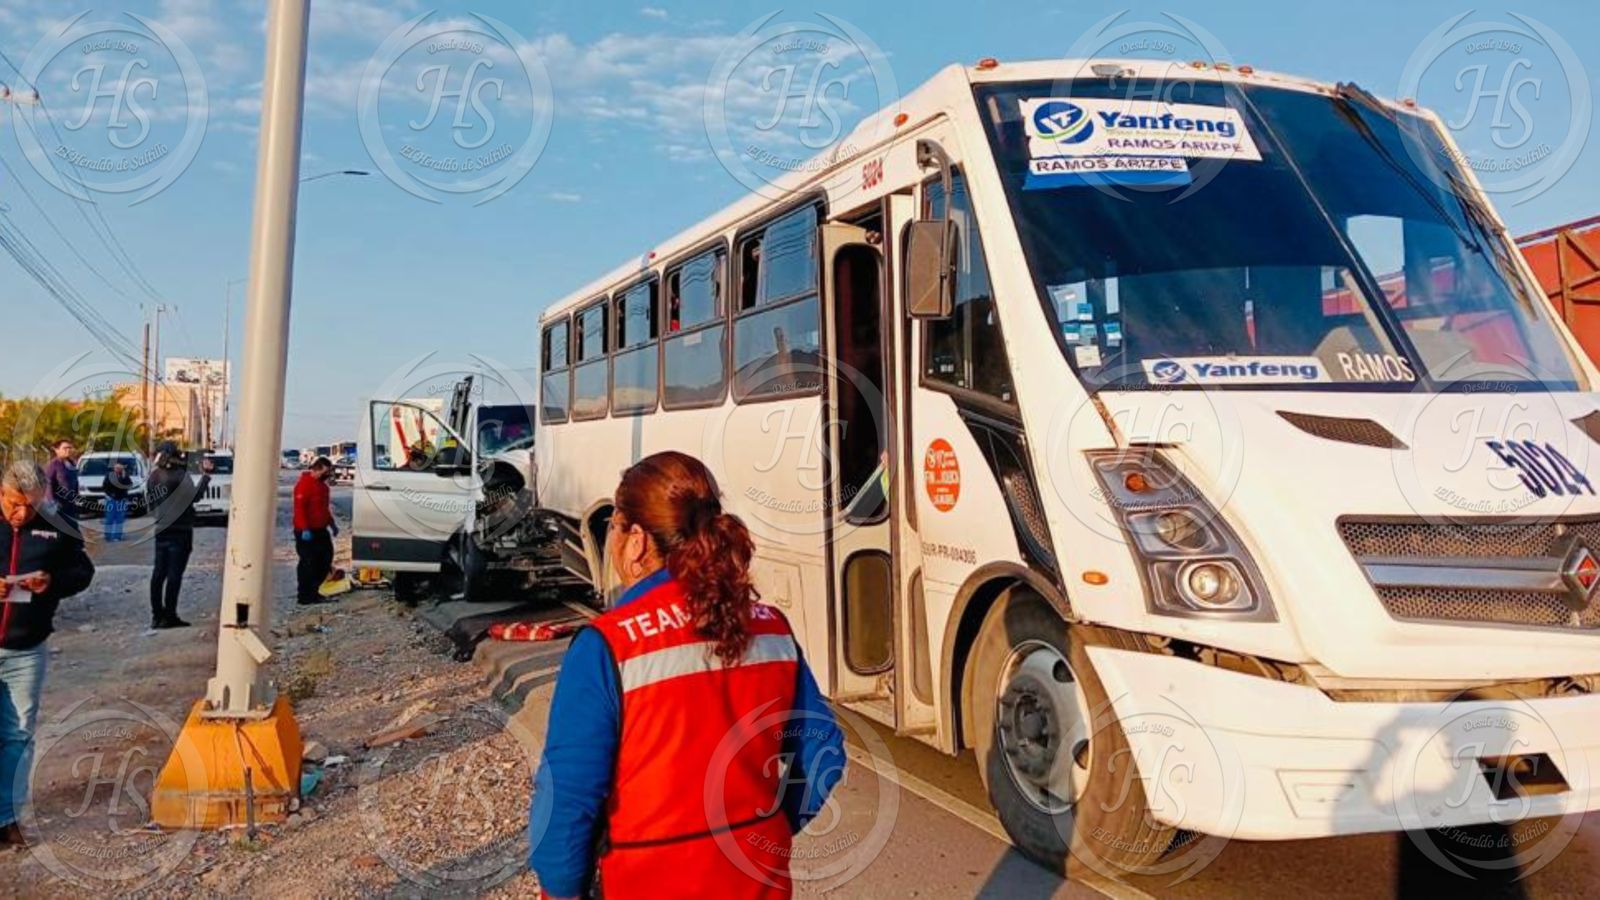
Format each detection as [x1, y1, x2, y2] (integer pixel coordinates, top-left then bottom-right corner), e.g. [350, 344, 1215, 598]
[1091, 450, 1275, 621]
[1179, 560, 1246, 609]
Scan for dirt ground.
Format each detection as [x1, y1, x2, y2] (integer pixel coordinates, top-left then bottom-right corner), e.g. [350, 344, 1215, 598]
[0, 480, 544, 898]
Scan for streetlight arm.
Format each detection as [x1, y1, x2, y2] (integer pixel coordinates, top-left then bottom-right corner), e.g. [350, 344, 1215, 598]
[299, 169, 371, 183]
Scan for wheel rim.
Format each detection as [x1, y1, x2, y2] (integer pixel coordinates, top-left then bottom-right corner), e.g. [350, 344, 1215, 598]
[995, 640, 1092, 816]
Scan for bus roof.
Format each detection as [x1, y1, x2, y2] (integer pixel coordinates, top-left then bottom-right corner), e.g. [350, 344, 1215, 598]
[536, 58, 1421, 324]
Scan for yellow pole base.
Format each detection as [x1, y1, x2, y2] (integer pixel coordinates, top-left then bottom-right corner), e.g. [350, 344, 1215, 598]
[151, 697, 303, 830]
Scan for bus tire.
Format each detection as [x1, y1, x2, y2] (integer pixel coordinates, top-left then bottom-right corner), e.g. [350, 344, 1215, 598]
[969, 588, 1174, 878]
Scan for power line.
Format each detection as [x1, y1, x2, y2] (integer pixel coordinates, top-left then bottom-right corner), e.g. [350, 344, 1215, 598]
[0, 211, 136, 355]
[0, 46, 170, 307]
[0, 221, 142, 370]
[0, 152, 140, 305]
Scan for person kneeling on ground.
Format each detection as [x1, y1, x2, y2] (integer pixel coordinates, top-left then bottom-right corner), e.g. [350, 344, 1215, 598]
[1, 461, 95, 850]
[145, 442, 210, 630]
[293, 457, 339, 606]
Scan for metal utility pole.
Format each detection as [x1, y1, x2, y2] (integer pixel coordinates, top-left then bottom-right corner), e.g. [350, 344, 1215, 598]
[141, 322, 152, 454]
[151, 303, 169, 441]
[221, 277, 245, 449]
[153, 0, 309, 829]
[209, 0, 308, 714]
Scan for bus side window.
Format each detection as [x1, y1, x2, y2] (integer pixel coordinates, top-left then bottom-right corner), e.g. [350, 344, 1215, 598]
[612, 279, 660, 414]
[741, 238, 762, 311]
[664, 246, 729, 408]
[572, 300, 610, 420]
[733, 204, 822, 400]
[541, 318, 570, 424]
[922, 172, 1013, 404]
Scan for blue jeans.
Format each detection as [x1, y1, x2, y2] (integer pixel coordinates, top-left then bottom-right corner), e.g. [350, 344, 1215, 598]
[104, 498, 127, 541]
[0, 645, 47, 828]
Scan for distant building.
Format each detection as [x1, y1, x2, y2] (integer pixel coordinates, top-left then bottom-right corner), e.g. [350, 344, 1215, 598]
[113, 381, 212, 446]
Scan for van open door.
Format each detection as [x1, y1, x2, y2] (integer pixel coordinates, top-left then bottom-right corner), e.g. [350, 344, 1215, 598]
[351, 397, 474, 576]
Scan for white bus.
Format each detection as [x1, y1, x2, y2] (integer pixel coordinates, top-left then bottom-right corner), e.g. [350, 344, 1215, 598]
[534, 59, 1600, 872]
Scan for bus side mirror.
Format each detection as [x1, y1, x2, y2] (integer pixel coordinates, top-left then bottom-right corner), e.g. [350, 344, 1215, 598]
[906, 219, 956, 319]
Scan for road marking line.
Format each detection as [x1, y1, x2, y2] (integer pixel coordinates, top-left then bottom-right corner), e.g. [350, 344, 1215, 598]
[843, 745, 1154, 900]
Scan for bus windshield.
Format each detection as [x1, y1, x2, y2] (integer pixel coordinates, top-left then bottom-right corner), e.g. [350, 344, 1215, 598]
[976, 79, 1582, 392]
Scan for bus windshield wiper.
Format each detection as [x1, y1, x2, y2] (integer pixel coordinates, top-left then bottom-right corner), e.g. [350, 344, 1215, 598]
[1329, 83, 1486, 258]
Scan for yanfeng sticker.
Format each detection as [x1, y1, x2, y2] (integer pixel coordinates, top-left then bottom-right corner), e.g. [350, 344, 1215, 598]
[1142, 356, 1330, 385]
[1022, 97, 1260, 189]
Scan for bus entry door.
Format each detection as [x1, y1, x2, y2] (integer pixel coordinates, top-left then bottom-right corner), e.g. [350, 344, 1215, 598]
[821, 222, 896, 720]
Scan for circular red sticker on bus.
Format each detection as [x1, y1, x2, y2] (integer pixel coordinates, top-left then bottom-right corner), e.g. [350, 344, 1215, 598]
[924, 439, 961, 512]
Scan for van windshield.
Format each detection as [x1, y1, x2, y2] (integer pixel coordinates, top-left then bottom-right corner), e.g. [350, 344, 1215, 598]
[976, 79, 1582, 392]
[476, 405, 535, 456]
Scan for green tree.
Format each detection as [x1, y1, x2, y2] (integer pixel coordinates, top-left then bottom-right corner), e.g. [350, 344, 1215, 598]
[0, 392, 148, 466]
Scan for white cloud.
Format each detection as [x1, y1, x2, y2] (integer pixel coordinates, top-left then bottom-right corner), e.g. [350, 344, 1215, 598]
[545, 191, 582, 202]
[640, 7, 668, 20]
[312, 0, 420, 38]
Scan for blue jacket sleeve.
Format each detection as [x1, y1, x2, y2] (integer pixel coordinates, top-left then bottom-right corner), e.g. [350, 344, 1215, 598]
[528, 628, 620, 897]
[780, 647, 847, 832]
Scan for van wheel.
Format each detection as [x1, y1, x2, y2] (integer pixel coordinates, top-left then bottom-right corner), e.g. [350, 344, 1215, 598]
[393, 573, 430, 606]
[968, 588, 1174, 878]
[459, 535, 489, 602]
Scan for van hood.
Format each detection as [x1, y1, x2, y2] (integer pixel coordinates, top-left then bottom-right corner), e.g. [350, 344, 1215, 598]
[1097, 388, 1600, 680]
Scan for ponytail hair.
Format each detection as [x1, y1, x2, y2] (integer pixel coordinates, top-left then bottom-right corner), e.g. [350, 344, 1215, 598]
[614, 451, 760, 665]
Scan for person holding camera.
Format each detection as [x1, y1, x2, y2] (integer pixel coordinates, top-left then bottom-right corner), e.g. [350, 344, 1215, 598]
[145, 442, 211, 630]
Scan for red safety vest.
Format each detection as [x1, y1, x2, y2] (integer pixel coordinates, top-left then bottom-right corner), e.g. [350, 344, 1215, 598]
[590, 576, 801, 898]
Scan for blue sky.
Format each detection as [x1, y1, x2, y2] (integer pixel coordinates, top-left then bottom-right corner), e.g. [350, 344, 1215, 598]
[0, 0, 1596, 447]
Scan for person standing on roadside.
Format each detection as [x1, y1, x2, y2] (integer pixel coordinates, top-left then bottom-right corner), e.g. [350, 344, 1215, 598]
[293, 457, 338, 606]
[1, 461, 95, 850]
[528, 452, 844, 899]
[102, 462, 133, 543]
[145, 442, 209, 630]
[42, 439, 79, 528]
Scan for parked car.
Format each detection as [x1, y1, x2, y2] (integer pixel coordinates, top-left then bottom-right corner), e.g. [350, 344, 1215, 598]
[195, 450, 233, 523]
[76, 451, 151, 517]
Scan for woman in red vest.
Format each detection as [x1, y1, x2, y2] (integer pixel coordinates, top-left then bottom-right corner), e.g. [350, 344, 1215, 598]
[529, 451, 844, 898]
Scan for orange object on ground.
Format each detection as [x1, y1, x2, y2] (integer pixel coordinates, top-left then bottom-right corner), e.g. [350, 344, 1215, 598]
[150, 697, 303, 829]
[488, 620, 581, 642]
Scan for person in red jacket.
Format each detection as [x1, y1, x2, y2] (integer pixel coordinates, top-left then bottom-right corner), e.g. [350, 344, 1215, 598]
[292, 457, 337, 606]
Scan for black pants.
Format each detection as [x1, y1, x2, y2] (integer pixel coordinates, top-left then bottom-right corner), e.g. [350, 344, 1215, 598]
[295, 528, 334, 603]
[150, 530, 194, 621]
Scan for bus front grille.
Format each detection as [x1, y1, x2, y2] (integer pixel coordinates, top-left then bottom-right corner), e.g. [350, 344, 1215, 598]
[1373, 585, 1600, 630]
[1339, 516, 1600, 632]
[1337, 517, 1600, 559]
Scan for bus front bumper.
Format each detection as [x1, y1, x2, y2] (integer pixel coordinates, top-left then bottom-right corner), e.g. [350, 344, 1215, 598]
[1085, 647, 1600, 840]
